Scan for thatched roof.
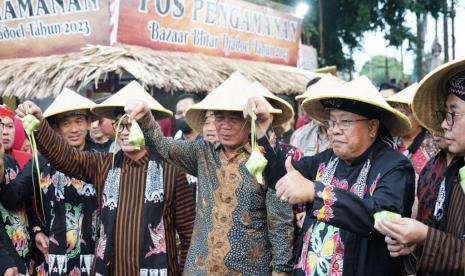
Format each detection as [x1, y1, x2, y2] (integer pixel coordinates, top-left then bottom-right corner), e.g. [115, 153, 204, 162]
[0, 44, 325, 100]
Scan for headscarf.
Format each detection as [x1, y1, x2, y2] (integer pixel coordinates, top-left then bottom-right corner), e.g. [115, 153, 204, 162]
[13, 117, 27, 151]
[0, 104, 14, 119]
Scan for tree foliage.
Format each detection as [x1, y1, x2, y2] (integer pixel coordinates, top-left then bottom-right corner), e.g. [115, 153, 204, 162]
[271, 0, 446, 75]
[360, 55, 411, 86]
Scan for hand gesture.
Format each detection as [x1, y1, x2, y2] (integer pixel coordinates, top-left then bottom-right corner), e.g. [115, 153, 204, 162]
[4, 267, 18, 276]
[276, 157, 315, 204]
[243, 96, 274, 136]
[35, 232, 49, 255]
[374, 217, 428, 246]
[15, 101, 43, 121]
[383, 236, 416, 257]
[125, 100, 151, 122]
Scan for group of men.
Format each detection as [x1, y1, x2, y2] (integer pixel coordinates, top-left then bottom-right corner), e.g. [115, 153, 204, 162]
[0, 57, 463, 276]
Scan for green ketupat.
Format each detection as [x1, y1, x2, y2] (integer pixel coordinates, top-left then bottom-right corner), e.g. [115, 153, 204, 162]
[128, 120, 145, 149]
[245, 114, 268, 185]
[22, 114, 40, 134]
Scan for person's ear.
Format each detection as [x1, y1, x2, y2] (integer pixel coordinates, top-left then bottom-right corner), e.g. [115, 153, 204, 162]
[368, 119, 380, 139]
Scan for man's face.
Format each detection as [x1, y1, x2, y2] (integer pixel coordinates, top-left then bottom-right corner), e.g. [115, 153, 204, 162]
[56, 115, 89, 148]
[115, 116, 143, 153]
[1, 116, 15, 152]
[202, 114, 218, 143]
[328, 109, 379, 161]
[214, 111, 250, 151]
[90, 120, 104, 140]
[98, 117, 115, 139]
[175, 98, 195, 119]
[440, 94, 465, 156]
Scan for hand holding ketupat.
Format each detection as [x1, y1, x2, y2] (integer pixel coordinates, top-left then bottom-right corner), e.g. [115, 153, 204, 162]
[125, 99, 152, 127]
[243, 96, 274, 139]
[15, 101, 44, 121]
[375, 217, 428, 244]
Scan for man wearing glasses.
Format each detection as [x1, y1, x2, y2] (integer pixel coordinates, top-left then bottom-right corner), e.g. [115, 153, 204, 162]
[376, 61, 465, 275]
[0, 89, 101, 276]
[245, 76, 416, 275]
[15, 82, 196, 276]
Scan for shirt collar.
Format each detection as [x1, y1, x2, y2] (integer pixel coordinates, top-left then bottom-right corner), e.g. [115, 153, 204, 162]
[124, 151, 150, 166]
[214, 142, 252, 154]
[348, 139, 382, 166]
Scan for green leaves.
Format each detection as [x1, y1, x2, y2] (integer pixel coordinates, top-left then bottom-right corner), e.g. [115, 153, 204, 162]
[245, 148, 268, 184]
[245, 114, 268, 185]
[128, 120, 145, 150]
[373, 210, 401, 223]
[22, 114, 40, 135]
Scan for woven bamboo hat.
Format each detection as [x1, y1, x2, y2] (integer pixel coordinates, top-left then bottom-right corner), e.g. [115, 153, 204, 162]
[43, 88, 96, 122]
[250, 81, 294, 125]
[386, 83, 419, 106]
[301, 76, 411, 137]
[185, 72, 284, 134]
[412, 58, 465, 136]
[91, 81, 172, 120]
[295, 74, 346, 101]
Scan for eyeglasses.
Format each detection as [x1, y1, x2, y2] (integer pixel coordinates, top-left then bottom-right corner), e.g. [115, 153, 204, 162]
[112, 122, 132, 133]
[436, 110, 465, 127]
[323, 119, 370, 130]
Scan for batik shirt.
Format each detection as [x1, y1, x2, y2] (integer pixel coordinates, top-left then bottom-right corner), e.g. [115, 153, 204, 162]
[1, 151, 99, 276]
[28, 119, 195, 276]
[260, 138, 415, 276]
[395, 131, 439, 175]
[141, 115, 295, 275]
[0, 155, 32, 275]
[415, 159, 465, 275]
[416, 151, 449, 225]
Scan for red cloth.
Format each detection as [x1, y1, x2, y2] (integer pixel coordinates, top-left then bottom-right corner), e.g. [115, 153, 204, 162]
[0, 105, 14, 119]
[13, 117, 27, 151]
[10, 149, 32, 170]
[157, 118, 172, 137]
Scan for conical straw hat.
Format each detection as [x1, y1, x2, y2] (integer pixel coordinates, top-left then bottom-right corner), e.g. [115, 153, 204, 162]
[250, 81, 294, 126]
[301, 76, 411, 137]
[412, 58, 465, 136]
[386, 83, 419, 106]
[295, 74, 346, 101]
[91, 81, 173, 119]
[43, 88, 96, 120]
[185, 72, 282, 134]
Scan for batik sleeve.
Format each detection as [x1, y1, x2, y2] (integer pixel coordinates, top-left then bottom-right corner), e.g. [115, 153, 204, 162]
[34, 119, 111, 187]
[266, 188, 295, 273]
[417, 227, 465, 274]
[310, 160, 415, 236]
[140, 114, 202, 176]
[173, 168, 196, 271]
